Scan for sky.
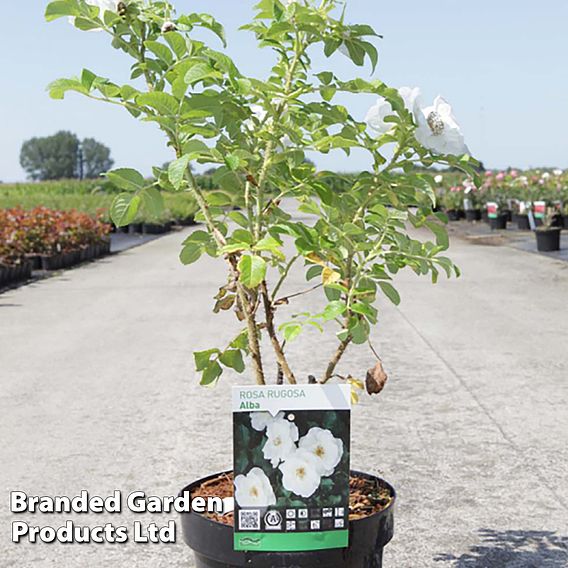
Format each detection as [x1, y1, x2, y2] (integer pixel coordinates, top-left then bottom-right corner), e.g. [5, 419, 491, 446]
[0, 1, 567, 182]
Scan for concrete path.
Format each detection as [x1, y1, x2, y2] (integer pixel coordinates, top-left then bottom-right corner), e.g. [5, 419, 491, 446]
[1, 217, 567, 567]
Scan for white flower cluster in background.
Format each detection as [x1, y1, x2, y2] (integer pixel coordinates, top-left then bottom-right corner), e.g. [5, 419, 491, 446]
[365, 87, 469, 156]
[234, 413, 344, 506]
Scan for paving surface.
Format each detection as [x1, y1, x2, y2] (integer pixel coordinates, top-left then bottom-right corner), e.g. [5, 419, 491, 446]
[1, 210, 568, 567]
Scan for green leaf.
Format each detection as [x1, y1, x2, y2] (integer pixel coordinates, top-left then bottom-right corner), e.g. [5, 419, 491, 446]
[378, 281, 401, 305]
[425, 221, 449, 250]
[145, 40, 174, 66]
[168, 155, 191, 190]
[107, 168, 146, 192]
[110, 193, 141, 227]
[180, 243, 203, 265]
[164, 32, 188, 59]
[280, 322, 303, 342]
[137, 92, 180, 115]
[81, 69, 96, 90]
[321, 301, 346, 321]
[220, 350, 245, 373]
[141, 187, 164, 218]
[224, 153, 241, 171]
[201, 361, 223, 386]
[185, 62, 219, 85]
[194, 349, 220, 372]
[45, 0, 80, 21]
[47, 78, 88, 100]
[238, 255, 267, 289]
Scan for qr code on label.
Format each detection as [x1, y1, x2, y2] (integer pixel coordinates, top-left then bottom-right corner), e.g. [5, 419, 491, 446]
[239, 509, 260, 531]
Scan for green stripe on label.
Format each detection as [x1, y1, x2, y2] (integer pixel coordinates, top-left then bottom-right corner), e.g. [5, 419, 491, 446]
[234, 530, 349, 552]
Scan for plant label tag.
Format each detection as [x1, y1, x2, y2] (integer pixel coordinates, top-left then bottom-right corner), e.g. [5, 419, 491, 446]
[528, 210, 537, 231]
[487, 202, 498, 219]
[232, 384, 351, 552]
[534, 201, 546, 220]
[463, 198, 472, 211]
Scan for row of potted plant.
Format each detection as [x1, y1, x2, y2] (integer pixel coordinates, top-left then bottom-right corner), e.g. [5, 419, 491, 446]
[0, 207, 112, 284]
[436, 169, 568, 228]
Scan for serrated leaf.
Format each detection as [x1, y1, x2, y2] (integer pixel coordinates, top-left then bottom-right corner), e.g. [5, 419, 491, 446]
[107, 168, 146, 192]
[141, 187, 164, 217]
[110, 193, 141, 227]
[137, 91, 180, 116]
[180, 243, 203, 265]
[168, 155, 191, 190]
[145, 40, 174, 66]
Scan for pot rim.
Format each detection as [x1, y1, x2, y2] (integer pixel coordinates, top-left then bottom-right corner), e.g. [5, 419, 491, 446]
[180, 468, 396, 528]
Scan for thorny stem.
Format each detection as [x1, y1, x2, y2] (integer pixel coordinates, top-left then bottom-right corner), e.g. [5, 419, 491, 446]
[183, 168, 266, 385]
[260, 281, 297, 385]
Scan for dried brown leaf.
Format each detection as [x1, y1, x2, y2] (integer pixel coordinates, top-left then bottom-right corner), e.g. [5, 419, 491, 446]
[366, 361, 388, 395]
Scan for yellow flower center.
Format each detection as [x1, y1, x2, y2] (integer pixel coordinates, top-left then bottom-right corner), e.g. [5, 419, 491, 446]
[273, 437, 282, 447]
[296, 467, 306, 480]
[315, 445, 326, 458]
[249, 486, 259, 498]
[427, 111, 445, 136]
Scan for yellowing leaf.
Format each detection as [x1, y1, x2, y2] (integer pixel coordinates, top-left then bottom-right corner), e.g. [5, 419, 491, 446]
[322, 267, 340, 285]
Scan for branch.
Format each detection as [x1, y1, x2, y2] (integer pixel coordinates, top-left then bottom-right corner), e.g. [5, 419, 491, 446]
[260, 281, 297, 384]
[274, 283, 322, 306]
[320, 336, 351, 384]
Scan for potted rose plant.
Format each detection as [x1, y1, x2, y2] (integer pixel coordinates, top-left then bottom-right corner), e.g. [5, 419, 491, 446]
[46, 0, 479, 565]
[535, 206, 562, 252]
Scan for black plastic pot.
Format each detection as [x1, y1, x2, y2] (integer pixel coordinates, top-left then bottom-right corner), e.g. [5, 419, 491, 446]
[490, 213, 508, 230]
[446, 209, 461, 222]
[181, 470, 395, 568]
[516, 214, 531, 231]
[504, 209, 513, 222]
[563, 215, 568, 230]
[481, 209, 489, 223]
[0, 262, 32, 286]
[129, 223, 143, 234]
[536, 228, 561, 252]
[465, 209, 481, 222]
[142, 222, 171, 235]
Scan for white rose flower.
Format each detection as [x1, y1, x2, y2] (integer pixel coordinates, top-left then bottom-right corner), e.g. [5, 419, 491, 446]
[263, 418, 299, 467]
[553, 169, 563, 176]
[279, 449, 321, 498]
[250, 411, 284, 432]
[298, 427, 343, 476]
[365, 86, 422, 136]
[69, 0, 117, 30]
[434, 174, 444, 184]
[234, 467, 276, 508]
[415, 96, 469, 156]
[364, 98, 395, 136]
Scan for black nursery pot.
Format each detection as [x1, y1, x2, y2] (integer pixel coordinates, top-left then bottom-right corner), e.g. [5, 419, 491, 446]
[516, 214, 531, 231]
[446, 209, 461, 222]
[181, 470, 396, 568]
[465, 209, 481, 222]
[536, 228, 561, 252]
[490, 213, 508, 230]
[563, 215, 568, 230]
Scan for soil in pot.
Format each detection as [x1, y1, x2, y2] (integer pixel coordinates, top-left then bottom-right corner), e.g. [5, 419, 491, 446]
[536, 228, 561, 252]
[465, 209, 481, 222]
[490, 213, 508, 230]
[181, 470, 395, 568]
